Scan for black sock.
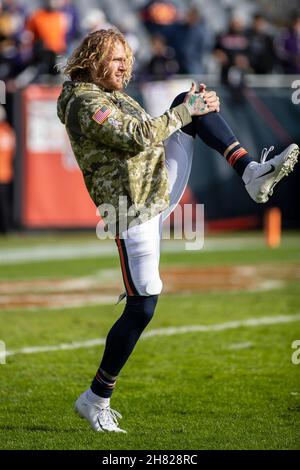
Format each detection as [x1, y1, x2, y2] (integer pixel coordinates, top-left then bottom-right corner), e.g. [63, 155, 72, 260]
[91, 295, 158, 397]
[195, 113, 253, 177]
[170, 92, 253, 177]
[224, 143, 253, 177]
[91, 368, 117, 399]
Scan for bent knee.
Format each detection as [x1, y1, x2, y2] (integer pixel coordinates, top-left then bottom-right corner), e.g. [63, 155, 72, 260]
[137, 277, 163, 296]
[145, 277, 163, 295]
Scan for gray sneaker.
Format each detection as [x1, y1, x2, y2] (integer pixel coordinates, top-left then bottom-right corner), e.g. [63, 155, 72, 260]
[243, 143, 299, 203]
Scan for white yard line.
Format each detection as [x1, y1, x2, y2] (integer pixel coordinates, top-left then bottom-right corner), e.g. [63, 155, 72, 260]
[227, 341, 253, 350]
[4, 313, 300, 358]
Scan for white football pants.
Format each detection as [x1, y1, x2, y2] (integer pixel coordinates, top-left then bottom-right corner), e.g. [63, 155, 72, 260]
[116, 130, 194, 297]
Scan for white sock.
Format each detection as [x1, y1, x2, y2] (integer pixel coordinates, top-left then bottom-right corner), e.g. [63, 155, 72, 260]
[86, 388, 110, 408]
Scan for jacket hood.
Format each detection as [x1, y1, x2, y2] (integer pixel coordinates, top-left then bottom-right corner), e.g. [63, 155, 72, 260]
[57, 81, 76, 124]
[57, 81, 105, 124]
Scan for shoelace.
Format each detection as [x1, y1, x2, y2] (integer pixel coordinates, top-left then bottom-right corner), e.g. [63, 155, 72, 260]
[99, 407, 122, 427]
[260, 146, 274, 164]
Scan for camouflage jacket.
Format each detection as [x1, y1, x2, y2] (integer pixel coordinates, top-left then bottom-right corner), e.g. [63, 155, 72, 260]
[57, 81, 192, 232]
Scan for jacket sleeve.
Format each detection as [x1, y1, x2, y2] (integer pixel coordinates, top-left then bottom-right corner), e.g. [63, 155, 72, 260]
[76, 95, 192, 153]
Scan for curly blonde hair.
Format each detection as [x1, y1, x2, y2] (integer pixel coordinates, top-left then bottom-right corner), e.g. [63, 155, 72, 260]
[63, 29, 133, 86]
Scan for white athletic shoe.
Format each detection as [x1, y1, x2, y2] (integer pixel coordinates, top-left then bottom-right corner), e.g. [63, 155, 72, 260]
[74, 391, 126, 433]
[243, 143, 299, 203]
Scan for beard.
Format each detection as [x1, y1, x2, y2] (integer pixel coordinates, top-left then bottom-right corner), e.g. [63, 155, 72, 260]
[96, 74, 124, 91]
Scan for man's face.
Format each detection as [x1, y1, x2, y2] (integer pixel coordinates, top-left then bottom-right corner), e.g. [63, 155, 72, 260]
[99, 41, 127, 91]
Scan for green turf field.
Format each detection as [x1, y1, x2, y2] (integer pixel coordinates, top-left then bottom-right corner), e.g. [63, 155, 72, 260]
[0, 232, 299, 450]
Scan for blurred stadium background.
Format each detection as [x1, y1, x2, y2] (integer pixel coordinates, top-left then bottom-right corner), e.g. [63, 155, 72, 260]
[0, 0, 300, 451]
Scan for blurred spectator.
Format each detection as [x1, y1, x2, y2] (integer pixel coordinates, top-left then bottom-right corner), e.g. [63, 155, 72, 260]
[171, 6, 212, 74]
[247, 14, 276, 74]
[26, 0, 68, 75]
[2, 0, 26, 40]
[0, 0, 27, 81]
[214, 15, 252, 85]
[60, 0, 81, 49]
[0, 104, 15, 234]
[140, 0, 179, 45]
[142, 33, 179, 80]
[276, 13, 300, 74]
[0, 0, 32, 122]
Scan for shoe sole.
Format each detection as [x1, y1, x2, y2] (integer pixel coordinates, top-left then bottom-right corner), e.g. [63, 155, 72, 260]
[258, 144, 299, 203]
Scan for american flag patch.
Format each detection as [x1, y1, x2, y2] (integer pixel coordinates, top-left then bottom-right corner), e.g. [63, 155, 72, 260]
[92, 105, 112, 125]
